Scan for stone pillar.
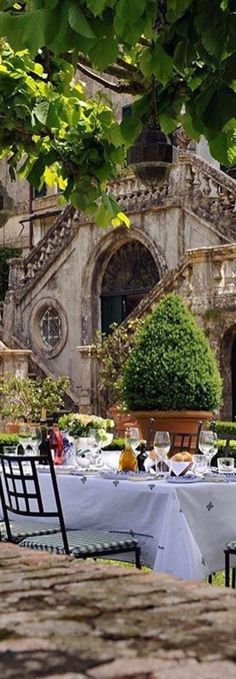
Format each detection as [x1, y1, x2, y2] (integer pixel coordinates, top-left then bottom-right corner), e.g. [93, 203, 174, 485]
[76, 345, 98, 414]
[0, 342, 31, 377]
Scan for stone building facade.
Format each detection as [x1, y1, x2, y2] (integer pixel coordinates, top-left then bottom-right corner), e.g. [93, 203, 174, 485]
[0, 143, 236, 419]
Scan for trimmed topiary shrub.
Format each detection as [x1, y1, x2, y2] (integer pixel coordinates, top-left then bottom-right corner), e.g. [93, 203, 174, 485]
[122, 293, 222, 411]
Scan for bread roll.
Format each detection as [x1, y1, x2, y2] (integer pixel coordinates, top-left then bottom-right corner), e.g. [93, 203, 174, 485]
[172, 451, 192, 462]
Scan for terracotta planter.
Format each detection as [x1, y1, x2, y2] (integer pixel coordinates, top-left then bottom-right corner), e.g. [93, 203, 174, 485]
[129, 410, 212, 444]
[4, 422, 21, 434]
[107, 405, 138, 437]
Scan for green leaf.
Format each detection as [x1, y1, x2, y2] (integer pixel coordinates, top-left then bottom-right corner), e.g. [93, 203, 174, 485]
[159, 113, 179, 135]
[33, 100, 50, 125]
[89, 37, 119, 70]
[120, 116, 142, 145]
[115, 0, 146, 24]
[0, 11, 47, 54]
[151, 45, 173, 85]
[68, 3, 95, 38]
[106, 124, 124, 148]
[167, 0, 192, 21]
[85, 0, 107, 16]
[181, 112, 201, 141]
[94, 192, 119, 228]
[197, 87, 236, 133]
[209, 132, 230, 166]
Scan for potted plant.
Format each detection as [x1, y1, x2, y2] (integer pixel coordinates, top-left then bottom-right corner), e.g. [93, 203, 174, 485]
[122, 294, 222, 440]
[0, 374, 70, 432]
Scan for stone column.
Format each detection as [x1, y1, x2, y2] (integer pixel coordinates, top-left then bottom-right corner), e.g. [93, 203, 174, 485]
[76, 345, 98, 414]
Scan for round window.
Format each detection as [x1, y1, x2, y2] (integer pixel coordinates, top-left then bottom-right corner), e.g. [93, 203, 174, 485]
[40, 307, 62, 349]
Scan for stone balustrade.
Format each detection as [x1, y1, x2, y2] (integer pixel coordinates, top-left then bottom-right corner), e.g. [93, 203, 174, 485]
[0, 542, 236, 679]
[127, 243, 236, 323]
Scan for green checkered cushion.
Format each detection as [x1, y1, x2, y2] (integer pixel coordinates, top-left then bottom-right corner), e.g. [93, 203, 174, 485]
[225, 541, 236, 552]
[0, 519, 60, 543]
[19, 529, 138, 557]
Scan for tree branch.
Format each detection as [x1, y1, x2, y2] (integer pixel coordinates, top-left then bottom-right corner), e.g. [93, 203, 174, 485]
[77, 61, 146, 94]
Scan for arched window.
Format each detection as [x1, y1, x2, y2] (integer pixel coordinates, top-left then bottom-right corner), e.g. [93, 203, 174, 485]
[101, 241, 159, 334]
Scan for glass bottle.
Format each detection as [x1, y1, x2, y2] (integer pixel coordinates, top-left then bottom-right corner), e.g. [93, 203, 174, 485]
[118, 428, 138, 472]
[38, 427, 51, 465]
[136, 440, 147, 471]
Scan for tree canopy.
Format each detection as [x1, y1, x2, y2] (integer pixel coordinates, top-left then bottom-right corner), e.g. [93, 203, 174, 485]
[0, 1, 235, 226]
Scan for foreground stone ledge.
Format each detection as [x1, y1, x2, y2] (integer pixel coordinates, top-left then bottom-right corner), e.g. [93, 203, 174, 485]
[0, 543, 235, 679]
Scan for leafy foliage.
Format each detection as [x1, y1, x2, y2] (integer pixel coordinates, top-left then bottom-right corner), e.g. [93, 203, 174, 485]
[210, 420, 236, 437]
[0, 1, 233, 224]
[122, 294, 223, 411]
[0, 374, 70, 421]
[91, 318, 144, 411]
[0, 432, 19, 454]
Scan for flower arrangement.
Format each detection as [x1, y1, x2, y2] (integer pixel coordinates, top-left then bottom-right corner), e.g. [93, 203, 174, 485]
[58, 413, 114, 441]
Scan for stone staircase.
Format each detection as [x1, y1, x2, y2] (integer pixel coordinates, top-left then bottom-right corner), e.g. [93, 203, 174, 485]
[8, 204, 76, 299]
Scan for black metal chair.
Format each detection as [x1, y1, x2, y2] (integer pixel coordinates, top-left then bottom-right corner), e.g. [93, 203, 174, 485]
[0, 452, 141, 568]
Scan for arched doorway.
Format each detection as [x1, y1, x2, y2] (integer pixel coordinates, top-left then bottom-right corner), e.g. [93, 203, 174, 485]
[101, 241, 159, 334]
[231, 337, 236, 420]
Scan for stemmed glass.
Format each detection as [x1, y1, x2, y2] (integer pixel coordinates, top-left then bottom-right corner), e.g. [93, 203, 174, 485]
[128, 427, 140, 453]
[199, 430, 218, 472]
[153, 431, 171, 477]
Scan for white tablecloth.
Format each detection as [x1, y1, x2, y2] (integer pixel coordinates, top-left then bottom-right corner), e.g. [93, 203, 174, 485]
[24, 471, 236, 581]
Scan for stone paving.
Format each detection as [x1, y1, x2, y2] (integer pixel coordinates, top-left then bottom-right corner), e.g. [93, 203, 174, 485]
[0, 543, 236, 678]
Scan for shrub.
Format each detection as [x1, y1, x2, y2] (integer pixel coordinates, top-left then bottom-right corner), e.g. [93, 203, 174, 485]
[0, 433, 19, 454]
[122, 294, 222, 411]
[211, 421, 236, 437]
[91, 318, 144, 411]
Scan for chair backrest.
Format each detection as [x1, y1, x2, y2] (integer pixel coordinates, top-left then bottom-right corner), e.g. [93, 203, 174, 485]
[0, 451, 69, 552]
[169, 425, 202, 456]
[147, 418, 202, 456]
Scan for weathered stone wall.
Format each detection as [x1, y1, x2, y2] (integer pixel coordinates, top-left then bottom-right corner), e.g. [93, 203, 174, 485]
[0, 542, 235, 679]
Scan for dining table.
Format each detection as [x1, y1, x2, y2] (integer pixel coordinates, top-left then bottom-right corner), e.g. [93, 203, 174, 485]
[25, 465, 236, 581]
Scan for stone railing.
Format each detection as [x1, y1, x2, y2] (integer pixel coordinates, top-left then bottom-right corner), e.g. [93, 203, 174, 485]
[127, 242, 236, 323]
[179, 151, 236, 240]
[7, 205, 76, 297]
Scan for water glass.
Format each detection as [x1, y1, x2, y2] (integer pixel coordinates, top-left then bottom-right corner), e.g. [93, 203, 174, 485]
[199, 430, 218, 471]
[192, 454, 208, 475]
[217, 457, 235, 474]
[153, 431, 171, 476]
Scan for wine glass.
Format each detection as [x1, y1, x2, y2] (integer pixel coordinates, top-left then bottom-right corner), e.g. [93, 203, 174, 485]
[199, 430, 218, 472]
[128, 427, 140, 452]
[153, 431, 171, 476]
